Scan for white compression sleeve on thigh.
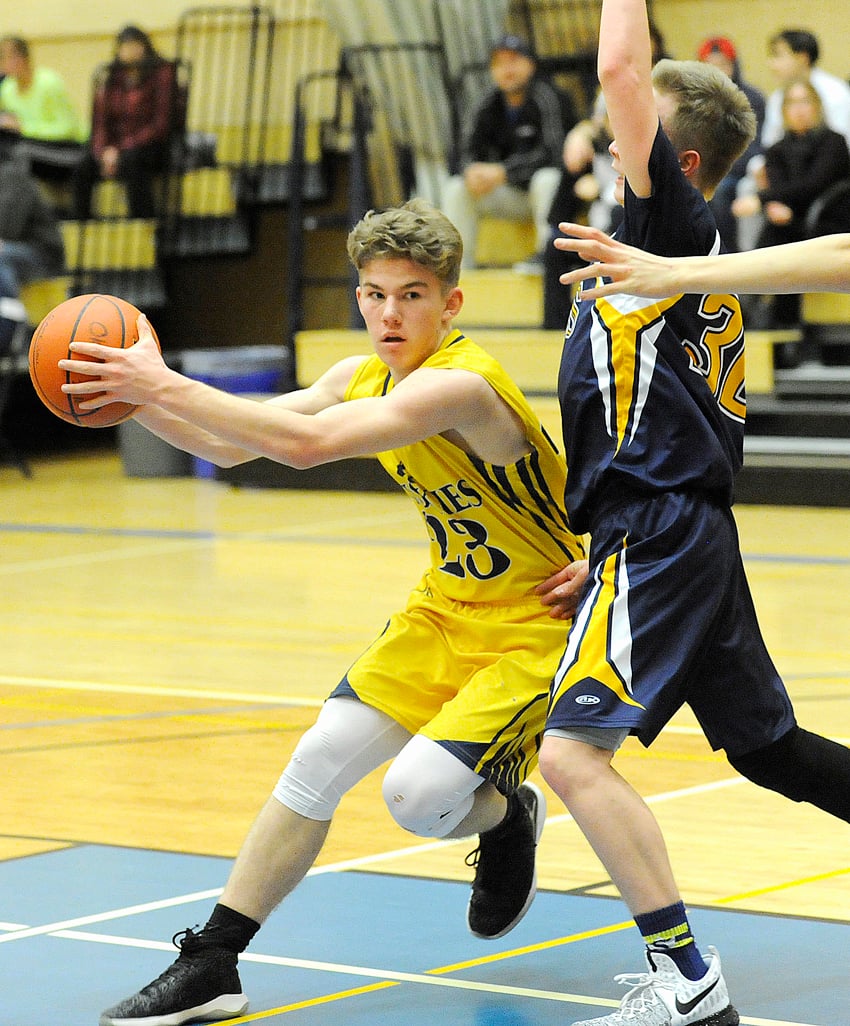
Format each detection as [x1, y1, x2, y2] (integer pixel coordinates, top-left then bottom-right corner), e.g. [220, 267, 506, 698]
[382, 734, 484, 837]
[273, 698, 412, 820]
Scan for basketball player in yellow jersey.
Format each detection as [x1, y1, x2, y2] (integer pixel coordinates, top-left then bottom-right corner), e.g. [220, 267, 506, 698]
[61, 199, 587, 1026]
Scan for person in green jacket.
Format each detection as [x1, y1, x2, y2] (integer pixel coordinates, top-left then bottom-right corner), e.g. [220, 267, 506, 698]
[0, 35, 87, 186]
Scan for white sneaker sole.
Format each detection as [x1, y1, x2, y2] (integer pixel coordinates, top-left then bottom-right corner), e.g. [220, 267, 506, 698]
[101, 992, 249, 1026]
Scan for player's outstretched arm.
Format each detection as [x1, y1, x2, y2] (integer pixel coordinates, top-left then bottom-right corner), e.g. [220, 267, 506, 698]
[58, 316, 370, 468]
[133, 355, 370, 467]
[59, 317, 524, 469]
[554, 222, 850, 299]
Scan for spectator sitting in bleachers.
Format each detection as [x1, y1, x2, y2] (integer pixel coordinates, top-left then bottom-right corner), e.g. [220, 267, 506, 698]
[0, 137, 64, 347]
[441, 34, 577, 271]
[0, 35, 88, 188]
[72, 24, 179, 221]
[698, 36, 766, 252]
[540, 95, 618, 327]
[732, 78, 850, 333]
[761, 28, 850, 150]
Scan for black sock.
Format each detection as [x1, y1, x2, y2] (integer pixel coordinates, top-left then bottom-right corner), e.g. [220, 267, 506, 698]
[202, 903, 261, 953]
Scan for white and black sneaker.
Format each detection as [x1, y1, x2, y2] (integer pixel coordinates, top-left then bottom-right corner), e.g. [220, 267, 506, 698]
[99, 927, 249, 1026]
[573, 945, 739, 1026]
[466, 781, 546, 939]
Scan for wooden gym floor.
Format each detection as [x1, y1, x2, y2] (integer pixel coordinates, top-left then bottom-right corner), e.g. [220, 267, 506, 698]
[2, 452, 849, 1025]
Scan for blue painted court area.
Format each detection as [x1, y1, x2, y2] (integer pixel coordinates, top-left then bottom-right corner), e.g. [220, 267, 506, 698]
[1, 845, 845, 1026]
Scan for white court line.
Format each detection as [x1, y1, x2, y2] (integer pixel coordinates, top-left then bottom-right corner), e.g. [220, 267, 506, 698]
[0, 779, 832, 1026]
[0, 776, 747, 947]
[0, 889, 224, 944]
[39, 928, 827, 1026]
[50, 930, 610, 1007]
[5, 675, 849, 746]
[8, 676, 847, 748]
[0, 537, 216, 576]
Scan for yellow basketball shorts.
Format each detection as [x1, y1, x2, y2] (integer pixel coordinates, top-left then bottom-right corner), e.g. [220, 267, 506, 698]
[329, 583, 570, 794]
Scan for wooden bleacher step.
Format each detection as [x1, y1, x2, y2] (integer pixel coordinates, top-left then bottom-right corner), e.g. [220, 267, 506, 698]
[458, 269, 543, 328]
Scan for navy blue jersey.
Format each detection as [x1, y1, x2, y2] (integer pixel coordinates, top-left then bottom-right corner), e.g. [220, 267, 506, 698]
[557, 123, 746, 534]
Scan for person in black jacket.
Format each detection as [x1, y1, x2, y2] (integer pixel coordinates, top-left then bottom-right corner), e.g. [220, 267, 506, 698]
[441, 34, 577, 270]
[733, 77, 850, 328]
[0, 139, 64, 345]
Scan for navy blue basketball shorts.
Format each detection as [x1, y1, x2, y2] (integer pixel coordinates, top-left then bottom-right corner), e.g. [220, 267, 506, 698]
[546, 490, 796, 758]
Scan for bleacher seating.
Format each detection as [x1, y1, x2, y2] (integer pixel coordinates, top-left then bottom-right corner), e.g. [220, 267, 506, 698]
[62, 219, 165, 310]
[16, 0, 849, 505]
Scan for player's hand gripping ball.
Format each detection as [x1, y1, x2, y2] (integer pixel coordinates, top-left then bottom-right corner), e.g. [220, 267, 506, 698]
[28, 293, 160, 427]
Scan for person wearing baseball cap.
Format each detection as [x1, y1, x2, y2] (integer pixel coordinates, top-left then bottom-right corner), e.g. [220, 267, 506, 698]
[698, 36, 737, 67]
[441, 31, 577, 272]
[490, 34, 535, 60]
[697, 34, 766, 251]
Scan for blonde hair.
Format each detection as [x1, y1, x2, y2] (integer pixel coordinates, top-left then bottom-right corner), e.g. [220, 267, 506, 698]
[346, 198, 463, 290]
[781, 78, 825, 129]
[652, 58, 757, 193]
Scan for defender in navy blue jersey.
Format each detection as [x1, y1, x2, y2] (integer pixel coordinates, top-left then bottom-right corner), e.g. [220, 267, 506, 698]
[536, 2, 850, 1025]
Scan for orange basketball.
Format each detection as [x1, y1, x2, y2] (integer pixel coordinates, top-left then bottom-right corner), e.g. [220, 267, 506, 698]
[28, 293, 160, 428]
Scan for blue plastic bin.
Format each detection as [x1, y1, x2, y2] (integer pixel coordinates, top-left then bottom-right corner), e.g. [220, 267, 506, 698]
[181, 346, 291, 478]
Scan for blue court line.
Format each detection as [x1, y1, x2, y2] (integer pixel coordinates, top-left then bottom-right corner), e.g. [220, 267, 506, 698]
[0, 520, 848, 564]
[0, 702, 288, 732]
[745, 552, 850, 566]
[0, 522, 216, 539]
[0, 522, 422, 548]
[2, 848, 845, 1026]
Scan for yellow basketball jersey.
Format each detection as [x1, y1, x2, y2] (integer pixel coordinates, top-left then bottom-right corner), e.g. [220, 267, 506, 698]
[345, 328, 584, 604]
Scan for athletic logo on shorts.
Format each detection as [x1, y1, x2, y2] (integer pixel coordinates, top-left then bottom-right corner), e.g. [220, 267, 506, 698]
[575, 694, 601, 705]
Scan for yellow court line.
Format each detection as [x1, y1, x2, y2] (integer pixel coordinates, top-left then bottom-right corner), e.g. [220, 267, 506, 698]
[718, 864, 850, 906]
[202, 919, 826, 1026]
[157, 981, 402, 1024]
[0, 674, 324, 708]
[49, 926, 827, 1026]
[428, 919, 633, 974]
[4, 676, 848, 747]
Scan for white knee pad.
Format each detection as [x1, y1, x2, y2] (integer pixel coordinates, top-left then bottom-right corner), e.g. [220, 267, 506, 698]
[382, 734, 483, 837]
[272, 698, 411, 821]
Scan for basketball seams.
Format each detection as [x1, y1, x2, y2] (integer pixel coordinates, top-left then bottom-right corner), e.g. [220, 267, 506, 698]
[27, 293, 157, 428]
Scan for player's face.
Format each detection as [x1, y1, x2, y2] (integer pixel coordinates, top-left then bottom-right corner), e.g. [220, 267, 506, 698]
[117, 40, 147, 66]
[702, 51, 734, 80]
[356, 258, 462, 381]
[0, 42, 23, 77]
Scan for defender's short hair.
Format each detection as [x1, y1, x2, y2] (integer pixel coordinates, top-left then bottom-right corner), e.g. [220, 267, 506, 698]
[652, 59, 757, 194]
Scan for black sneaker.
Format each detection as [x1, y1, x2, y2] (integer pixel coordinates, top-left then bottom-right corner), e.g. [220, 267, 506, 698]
[465, 781, 546, 939]
[99, 927, 249, 1026]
